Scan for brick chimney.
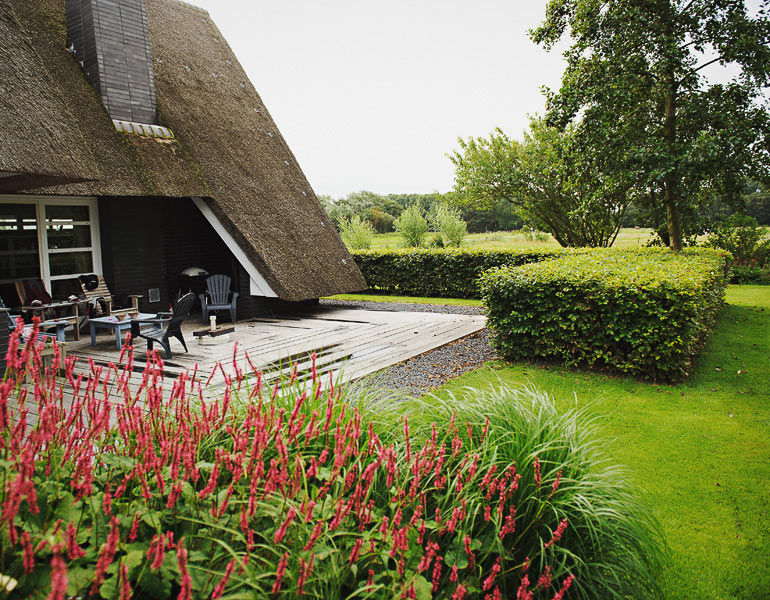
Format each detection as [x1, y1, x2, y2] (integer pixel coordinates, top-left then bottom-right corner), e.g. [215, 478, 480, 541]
[66, 0, 157, 125]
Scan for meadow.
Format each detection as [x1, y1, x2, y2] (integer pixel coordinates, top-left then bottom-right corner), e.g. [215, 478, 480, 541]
[369, 228, 656, 250]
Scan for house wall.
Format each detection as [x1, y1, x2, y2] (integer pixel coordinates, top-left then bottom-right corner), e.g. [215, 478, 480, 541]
[98, 197, 237, 316]
[0, 308, 8, 373]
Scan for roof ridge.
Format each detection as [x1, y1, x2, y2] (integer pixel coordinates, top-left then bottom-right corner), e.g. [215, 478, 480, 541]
[168, 0, 209, 15]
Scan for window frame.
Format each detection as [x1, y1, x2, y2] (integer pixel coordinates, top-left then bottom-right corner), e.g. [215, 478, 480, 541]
[0, 195, 102, 293]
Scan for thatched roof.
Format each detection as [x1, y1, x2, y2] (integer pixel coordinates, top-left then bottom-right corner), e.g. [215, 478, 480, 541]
[0, 2, 98, 191]
[3, 0, 366, 301]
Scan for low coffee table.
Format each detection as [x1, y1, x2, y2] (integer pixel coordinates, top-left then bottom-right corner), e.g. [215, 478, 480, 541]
[89, 313, 159, 350]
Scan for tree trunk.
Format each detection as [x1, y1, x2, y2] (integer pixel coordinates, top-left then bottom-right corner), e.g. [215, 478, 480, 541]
[664, 87, 683, 251]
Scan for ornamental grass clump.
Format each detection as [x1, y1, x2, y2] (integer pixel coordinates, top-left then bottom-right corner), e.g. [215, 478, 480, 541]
[386, 385, 665, 600]
[0, 320, 661, 599]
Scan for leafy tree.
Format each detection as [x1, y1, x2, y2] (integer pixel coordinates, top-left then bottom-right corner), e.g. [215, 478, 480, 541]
[339, 215, 375, 250]
[394, 204, 429, 247]
[744, 180, 770, 225]
[531, 0, 770, 250]
[367, 207, 395, 233]
[432, 203, 468, 247]
[450, 119, 633, 247]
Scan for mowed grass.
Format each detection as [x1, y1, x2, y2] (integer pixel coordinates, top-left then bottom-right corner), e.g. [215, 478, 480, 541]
[432, 285, 770, 600]
[369, 227, 655, 249]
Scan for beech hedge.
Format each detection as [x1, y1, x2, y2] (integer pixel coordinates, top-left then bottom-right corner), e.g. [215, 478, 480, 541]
[351, 248, 565, 298]
[480, 248, 729, 381]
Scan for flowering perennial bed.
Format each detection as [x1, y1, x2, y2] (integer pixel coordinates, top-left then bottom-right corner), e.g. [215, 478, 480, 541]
[0, 321, 657, 599]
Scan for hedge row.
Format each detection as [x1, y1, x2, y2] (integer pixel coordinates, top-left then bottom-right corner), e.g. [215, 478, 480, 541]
[480, 248, 729, 381]
[351, 248, 566, 298]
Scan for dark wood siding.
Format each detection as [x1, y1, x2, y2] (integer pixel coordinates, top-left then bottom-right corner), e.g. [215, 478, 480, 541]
[98, 197, 262, 318]
[0, 308, 9, 373]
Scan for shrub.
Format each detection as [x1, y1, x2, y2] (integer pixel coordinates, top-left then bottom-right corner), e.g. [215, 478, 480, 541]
[480, 248, 729, 381]
[352, 248, 566, 298]
[0, 326, 663, 599]
[340, 215, 375, 250]
[394, 204, 429, 247]
[432, 204, 468, 247]
[706, 215, 770, 284]
[706, 214, 769, 266]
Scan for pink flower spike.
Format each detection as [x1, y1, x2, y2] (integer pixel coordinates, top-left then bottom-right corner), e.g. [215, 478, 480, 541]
[552, 574, 575, 600]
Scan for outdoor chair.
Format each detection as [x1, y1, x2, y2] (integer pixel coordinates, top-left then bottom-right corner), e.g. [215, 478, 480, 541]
[130, 292, 196, 359]
[1, 297, 69, 342]
[78, 274, 141, 317]
[199, 274, 239, 324]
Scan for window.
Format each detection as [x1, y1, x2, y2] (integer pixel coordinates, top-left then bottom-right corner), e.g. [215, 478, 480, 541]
[0, 196, 101, 301]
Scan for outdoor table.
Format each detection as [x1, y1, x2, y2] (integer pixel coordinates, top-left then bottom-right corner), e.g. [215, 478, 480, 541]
[89, 313, 160, 350]
[21, 300, 84, 341]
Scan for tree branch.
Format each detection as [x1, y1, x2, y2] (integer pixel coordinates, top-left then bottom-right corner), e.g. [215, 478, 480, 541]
[691, 55, 724, 74]
[677, 0, 699, 17]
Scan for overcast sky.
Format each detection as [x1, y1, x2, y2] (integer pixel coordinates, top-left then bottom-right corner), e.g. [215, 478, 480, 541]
[189, 0, 757, 199]
[184, 0, 565, 197]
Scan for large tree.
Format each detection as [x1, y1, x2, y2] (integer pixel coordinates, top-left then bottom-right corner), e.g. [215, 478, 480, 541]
[531, 0, 770, 250]
[450, 118, 634, 247]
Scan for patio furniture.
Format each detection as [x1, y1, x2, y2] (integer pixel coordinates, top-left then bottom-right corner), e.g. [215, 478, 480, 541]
[78, 274, 142, 317]
[130, 293, 196, 359]
[1, 297, 69, 342]
[15, 278, 85, 340]
[89, 312, 164, 350]
[199, 274, 239, 324]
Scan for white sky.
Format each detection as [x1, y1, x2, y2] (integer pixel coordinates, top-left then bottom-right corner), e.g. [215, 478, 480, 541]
[189, 0, 566, 197]
[190, 0, 761, 198]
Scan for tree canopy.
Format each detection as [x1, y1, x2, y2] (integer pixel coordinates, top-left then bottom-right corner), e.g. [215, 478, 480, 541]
[531, 0, 770, 250]
[450, 118, 633, 247]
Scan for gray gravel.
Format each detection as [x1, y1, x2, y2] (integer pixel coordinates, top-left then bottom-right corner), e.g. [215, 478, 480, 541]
[320, 298, 484, 316]
[320, 299, 496, 393]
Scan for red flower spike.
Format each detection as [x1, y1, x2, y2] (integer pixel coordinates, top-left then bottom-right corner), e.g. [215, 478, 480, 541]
[451, 584, 467, 600]
[550, 470, 563, 497]
[21, 531, 34, 574]
[517, 574, 533, 600]
[544, 518, 569, 550]
[48, 551, 68, 600]
[272, 552, 289, 595]
[91, 516, 120, 595]
[552, 574, 575, 600]
[119, 564, 132, 600]
[482, 556, 502, 591]
[177, 538, 192, 600]
[212, 559, 236, 599]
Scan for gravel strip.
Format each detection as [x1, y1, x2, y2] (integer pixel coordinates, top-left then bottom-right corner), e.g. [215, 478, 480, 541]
[320, 298, 484, 316]
[320, 298, 496, 393]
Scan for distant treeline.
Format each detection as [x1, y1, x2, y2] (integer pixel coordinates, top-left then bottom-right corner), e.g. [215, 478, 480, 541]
[319, 182, 769, 236]
[318, 191, 522, 234]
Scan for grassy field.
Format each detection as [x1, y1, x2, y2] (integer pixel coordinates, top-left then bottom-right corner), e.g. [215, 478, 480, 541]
[368, 227, 656, 250]
[429, 285, 770, 599]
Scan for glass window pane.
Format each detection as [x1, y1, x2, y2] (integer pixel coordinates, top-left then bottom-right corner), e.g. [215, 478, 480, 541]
[51, 278, 80, 299]
[47, 224, 91, 249]
[45, 205, 89, 222]
[0, 203, 40, 281]
[49, 251, 93, 277]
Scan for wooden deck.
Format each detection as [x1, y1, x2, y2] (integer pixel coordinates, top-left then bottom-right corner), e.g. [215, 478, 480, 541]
[64, 306, 486, 396]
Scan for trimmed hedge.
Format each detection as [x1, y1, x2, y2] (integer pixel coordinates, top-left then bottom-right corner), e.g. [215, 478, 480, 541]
[480, 248, 729, 381]
[352, 248, 565, 298]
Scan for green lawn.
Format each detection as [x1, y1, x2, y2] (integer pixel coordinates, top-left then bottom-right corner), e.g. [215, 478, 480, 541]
[369, 227, 656, 250]
[432, 285, 770, 599]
